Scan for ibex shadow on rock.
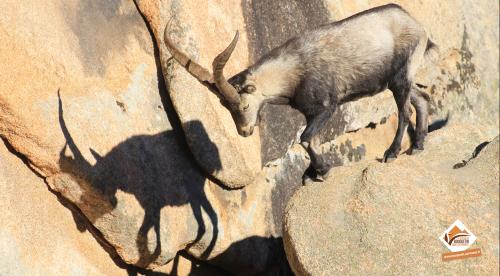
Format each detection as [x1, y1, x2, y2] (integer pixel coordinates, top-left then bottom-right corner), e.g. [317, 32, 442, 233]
[57, 92, 220, 267]
[165, 4, 438, 181]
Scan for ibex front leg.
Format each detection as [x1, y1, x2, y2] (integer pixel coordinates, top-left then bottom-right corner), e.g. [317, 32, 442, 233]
[300, 107, 336, 181]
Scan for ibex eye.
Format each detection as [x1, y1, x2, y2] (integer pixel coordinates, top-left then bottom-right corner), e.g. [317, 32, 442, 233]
[242, 103, 249, 111]
[245, 85, 256, 93]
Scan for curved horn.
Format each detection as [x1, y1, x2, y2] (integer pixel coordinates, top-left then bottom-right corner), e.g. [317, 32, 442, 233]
[212, 31, 241, 105]
[163, 21, 214, 84]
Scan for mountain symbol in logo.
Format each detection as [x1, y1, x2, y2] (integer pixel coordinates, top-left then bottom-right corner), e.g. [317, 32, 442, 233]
[439, 220, 476, 252]
[443, 225, 470, 245]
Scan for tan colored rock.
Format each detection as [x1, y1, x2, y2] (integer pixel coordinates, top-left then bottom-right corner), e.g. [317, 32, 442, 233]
[1, 0, 498, 274]
[283, 124, 499, 275]
[0, 140, 128, 275]
[136, 0, 261, 188]
[0, 0, 302, 272]
[0, 0, 161, 177]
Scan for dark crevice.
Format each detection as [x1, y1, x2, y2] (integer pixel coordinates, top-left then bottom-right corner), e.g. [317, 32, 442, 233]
[366, 122, 377, 129]
[345, 121, 380, 134]
[131, 0, 185, 150]
[453, 140, 491, 169]
[0, 136, 45, 179]
[472, 141, 490, 158]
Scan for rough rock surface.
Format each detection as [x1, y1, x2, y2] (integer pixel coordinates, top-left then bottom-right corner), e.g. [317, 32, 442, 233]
[0, 0, 498, 275]
[0, 0, 298, 273]
[0, 0, 161, 177]
[0, 140, 127, 275]
[283, 124, 499, 275]
[0, 136, 224, 276]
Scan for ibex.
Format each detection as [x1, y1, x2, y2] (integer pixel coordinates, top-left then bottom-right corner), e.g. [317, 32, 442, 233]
[164, 4, 438, 180]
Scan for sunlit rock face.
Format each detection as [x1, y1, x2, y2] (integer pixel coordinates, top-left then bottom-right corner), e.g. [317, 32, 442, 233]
[284, 127, 499, 275]
[0, 0, 497, 274]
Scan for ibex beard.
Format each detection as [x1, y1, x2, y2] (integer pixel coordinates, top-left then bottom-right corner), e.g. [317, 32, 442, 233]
[164, 4, 438, 181]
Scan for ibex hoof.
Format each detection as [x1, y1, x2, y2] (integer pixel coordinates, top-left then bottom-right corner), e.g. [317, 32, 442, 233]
[383, 150, 397, 163]
[302, 175, 314, 185]
[314, 175, 325, 182]
[302, 174, 326, 185]
[384, 156, 396, 163]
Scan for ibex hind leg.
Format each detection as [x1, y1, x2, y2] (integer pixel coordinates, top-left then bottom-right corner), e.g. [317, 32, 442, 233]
[407, 34, 430, 155]
[410, 86, 430, 154]
[384, 34, 428, 162]
[384, 69, 412, 163]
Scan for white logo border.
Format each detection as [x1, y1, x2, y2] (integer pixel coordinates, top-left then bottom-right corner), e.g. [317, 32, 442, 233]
[439, 219, 477, 252]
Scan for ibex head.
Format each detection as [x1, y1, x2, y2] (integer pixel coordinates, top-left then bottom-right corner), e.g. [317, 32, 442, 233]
[164, 25, 263, 137]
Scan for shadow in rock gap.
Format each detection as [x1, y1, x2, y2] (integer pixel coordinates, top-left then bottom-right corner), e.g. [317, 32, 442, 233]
[168, 251, 231, 276]
[209, 236, 293, 276]
[170, 237, 293, 275]
[57, 92, 220, 267]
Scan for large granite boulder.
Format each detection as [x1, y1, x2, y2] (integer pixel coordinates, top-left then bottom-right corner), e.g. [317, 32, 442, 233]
[0, 0, 304, 273]
[0, 0, 161, 177]
[48, 97, 305, 271]
[0, 137, 128, 275]
[283, 124, 499, 275]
